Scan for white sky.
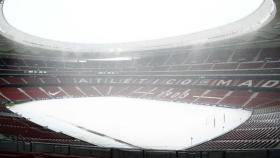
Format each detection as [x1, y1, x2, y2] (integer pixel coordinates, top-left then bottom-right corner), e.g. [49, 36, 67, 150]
[3, 0, 263, 44]
[9, 97, 251, 150]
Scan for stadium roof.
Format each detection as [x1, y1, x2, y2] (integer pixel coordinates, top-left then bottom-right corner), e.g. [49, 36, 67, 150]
[4, 0, 263, 44]
[0, 0, 277, 55]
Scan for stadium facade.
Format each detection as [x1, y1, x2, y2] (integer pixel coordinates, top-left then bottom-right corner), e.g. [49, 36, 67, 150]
[0, 0, 279, 157]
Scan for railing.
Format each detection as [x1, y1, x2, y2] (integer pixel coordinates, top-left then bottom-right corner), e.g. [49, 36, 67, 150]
[0, 139, 279, 158]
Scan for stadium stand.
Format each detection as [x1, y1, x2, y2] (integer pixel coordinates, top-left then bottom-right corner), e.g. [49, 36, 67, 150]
[0, 0, 279, 157]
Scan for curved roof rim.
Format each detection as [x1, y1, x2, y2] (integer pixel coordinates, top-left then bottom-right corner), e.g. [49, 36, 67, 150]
[0, 0, 276, 53]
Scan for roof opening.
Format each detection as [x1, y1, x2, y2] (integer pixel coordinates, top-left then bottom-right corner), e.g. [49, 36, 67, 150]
[3, 0, 263, 44]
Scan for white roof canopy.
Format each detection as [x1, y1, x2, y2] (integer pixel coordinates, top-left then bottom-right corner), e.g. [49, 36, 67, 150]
[0, 0, 275, 53]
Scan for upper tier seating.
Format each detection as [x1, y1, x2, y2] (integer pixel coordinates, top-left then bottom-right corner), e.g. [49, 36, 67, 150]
[22, 77, 44, 85]
[258, 48, 280, 61]
[0, 47, 280, 73]
[231, 48, 259, 62]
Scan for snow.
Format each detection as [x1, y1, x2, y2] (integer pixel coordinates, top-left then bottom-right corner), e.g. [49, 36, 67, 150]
[9, 97, 251, 150]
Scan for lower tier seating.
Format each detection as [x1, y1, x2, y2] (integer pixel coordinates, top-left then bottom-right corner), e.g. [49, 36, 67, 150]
[0, 84, 279, 151]
[188, 105, 280, 151]
[0, 105, 92, 146]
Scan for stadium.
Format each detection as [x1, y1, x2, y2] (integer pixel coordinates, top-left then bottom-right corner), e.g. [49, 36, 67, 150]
[0, 0, 279, 157]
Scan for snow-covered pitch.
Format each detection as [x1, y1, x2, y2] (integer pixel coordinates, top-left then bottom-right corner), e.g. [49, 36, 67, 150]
[10, 97, 251, 150]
